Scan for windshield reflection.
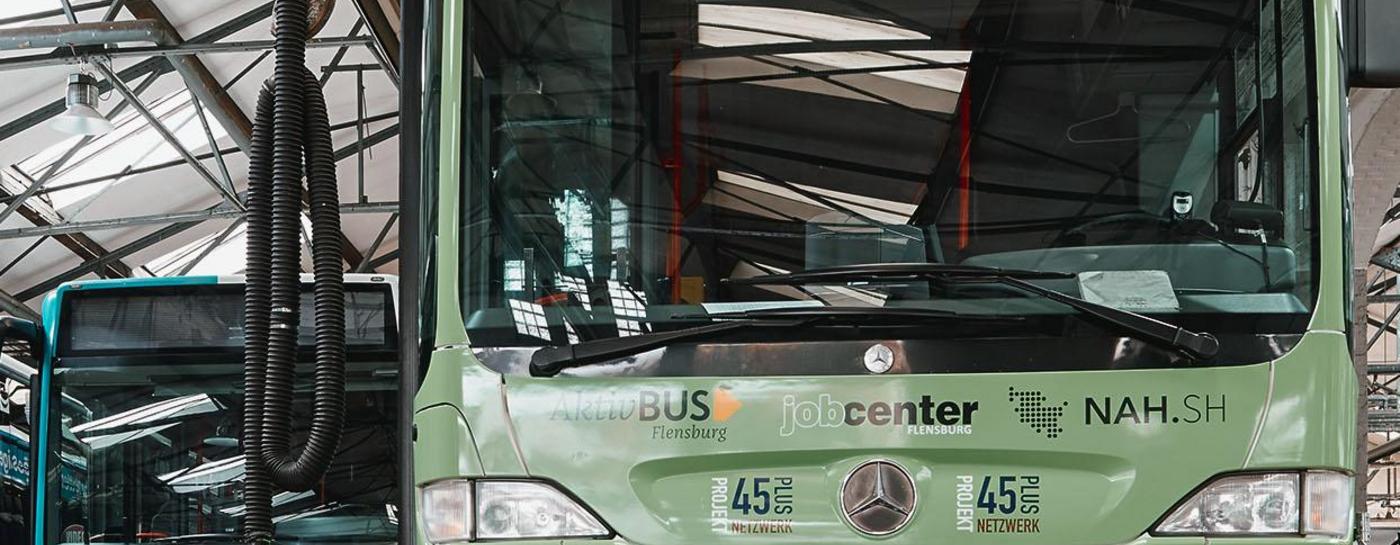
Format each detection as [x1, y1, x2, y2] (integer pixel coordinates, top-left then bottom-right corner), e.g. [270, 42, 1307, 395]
[456, 0, 1318, 370]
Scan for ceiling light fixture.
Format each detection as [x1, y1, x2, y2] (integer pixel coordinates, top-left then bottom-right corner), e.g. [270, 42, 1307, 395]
[52, 72, 114, 136]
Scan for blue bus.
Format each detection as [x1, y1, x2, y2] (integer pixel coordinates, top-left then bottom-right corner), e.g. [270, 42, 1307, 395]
[8, 275, 399, 545]
[2, 353, 91, 545]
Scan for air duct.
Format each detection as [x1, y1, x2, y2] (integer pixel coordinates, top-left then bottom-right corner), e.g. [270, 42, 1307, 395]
[0, 20, 176, 51]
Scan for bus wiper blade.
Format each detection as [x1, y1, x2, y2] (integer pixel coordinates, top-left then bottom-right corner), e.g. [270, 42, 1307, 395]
[734, 263, 1219, 361]
[530, 320, 789, 377]
[529, 307, 997, 377]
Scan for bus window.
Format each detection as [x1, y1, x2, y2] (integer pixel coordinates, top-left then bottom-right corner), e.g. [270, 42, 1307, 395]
[2, 355, 34, 545]
[36, 282, 399, 545]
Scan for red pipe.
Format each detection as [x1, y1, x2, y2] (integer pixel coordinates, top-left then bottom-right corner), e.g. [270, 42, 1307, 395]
[668, 50, 683, 302]
[957, 79, 973, 250]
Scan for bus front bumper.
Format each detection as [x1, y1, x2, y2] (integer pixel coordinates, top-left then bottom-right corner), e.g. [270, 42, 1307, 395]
[421, 535, 1352, 545]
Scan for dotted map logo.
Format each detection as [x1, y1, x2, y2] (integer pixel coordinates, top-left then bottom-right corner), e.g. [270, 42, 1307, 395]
[1009, 387, 1067, 439]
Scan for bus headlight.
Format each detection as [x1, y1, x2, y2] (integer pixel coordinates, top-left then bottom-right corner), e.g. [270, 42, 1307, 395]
[419, 479, 610, 542]
[1154, 471, 1351, 537]
[475, 481, 609, 539]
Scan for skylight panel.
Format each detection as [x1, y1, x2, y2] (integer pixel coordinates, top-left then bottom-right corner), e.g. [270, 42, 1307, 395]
[18, 89, 228, 214]
[0, 0, 69, 30]
[145, 222, 249, 277]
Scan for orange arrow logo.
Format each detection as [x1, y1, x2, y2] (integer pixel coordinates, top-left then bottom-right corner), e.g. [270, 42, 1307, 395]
[713, 388, 742, 422]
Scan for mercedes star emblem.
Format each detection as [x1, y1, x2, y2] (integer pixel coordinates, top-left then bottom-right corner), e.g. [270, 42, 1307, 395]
[863, 344, 895, 374]
[840, 460, 917, 535]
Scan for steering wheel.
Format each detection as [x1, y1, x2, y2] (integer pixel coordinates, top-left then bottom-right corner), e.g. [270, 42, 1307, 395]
[1050, 212, 1173, 247]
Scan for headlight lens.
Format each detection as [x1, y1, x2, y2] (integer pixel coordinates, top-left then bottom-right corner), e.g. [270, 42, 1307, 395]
[475, 481, 609, 539]
[420, 479, 473, 544]
[1154, 471, 1352, 537]
[419, 479, 609, 543]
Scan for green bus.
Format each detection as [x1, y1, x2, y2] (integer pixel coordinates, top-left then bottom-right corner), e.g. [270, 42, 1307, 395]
[403, 0, 1394, 544]
[6, 0, 1400, 544]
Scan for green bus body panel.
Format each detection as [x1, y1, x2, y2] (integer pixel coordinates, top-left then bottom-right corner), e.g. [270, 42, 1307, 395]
[414, 404, 486, 481]
[1248, 333, 1358, 468]
[414, 0, 1358, 543]
[415, 331, 1352, 544]
[416, 356, 527, 476]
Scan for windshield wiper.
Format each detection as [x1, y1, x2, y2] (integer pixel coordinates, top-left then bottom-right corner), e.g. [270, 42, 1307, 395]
[529, 306, 1005, 377]
[729, 263, 1219, 360]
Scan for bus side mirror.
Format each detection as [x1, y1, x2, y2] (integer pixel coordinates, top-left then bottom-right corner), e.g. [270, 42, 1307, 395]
[1345, 0, 1400, 87]
[0, 316, 44, 360]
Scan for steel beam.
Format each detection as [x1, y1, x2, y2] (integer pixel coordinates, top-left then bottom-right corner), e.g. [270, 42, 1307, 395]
[0, 36, 371, 73]
[123, 0, 255, 153]
[12, 202, 400, 302]
[355, 213, 398, 273]
[0, 289, 40, 321]
[95, 62, 246, 210]
[1, 118, 393, 208]
[1373, 437, 1400, 463]
[1, 208, 243, 238]
[58, 0, 80, 24]
[397, 3, 422, 543]
[0, 238, 45, 280]
[335, 124, 400, 161]
[361, 248, 400, 272]
[330, 123, 401, 270]
[15, 220, 199, 301]
[0, 168, 46, 226]
[330, 111, 397, 131]
[191, 95, 234, 194]
[101, 0, 125, 22]
[0, 168, 130, 278]
[349, 0, 401, 84]
[0, 202, 398, 239]
[2, 121, 398, 295]
[357, 68, 367, 202]
[310, 12, 376, 268]
[177, 218, 244, 276]
[0, 146, 236, 207]
[322, 63, 384, 73]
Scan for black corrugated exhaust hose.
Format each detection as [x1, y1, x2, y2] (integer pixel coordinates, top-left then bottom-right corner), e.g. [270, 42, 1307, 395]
[258, 64, 347, 492]
[241, 73, 275, 543]
[241, 0, 346, 542]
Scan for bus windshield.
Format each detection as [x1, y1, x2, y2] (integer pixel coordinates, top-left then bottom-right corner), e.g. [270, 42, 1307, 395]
[454, 0, 1317, 369]
[37, 283, 400, 545]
